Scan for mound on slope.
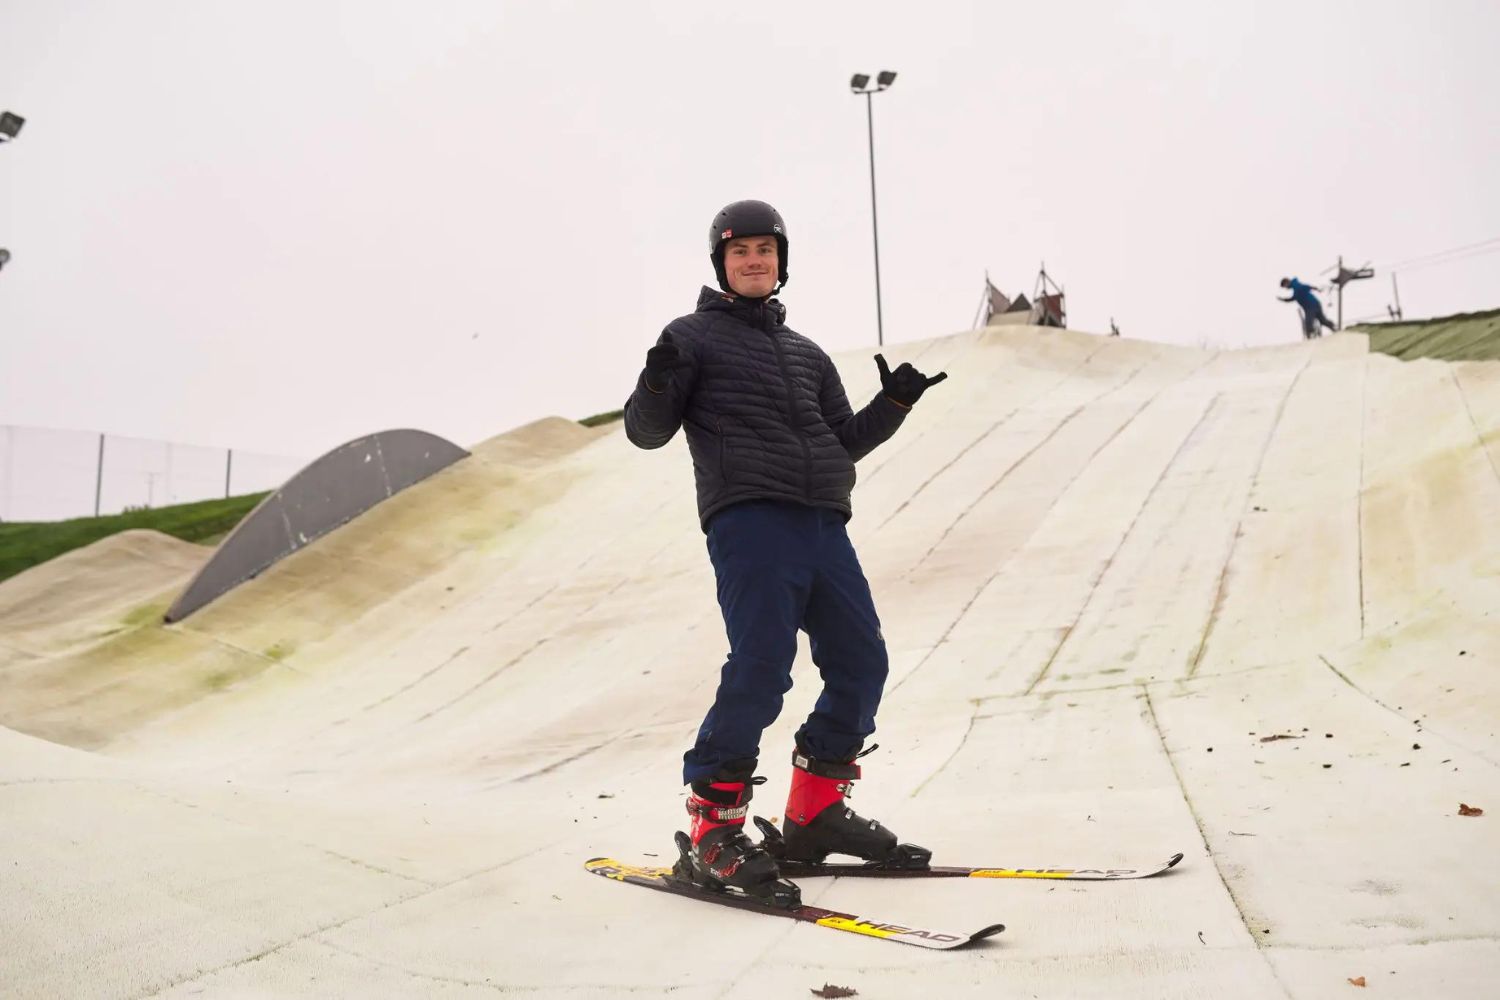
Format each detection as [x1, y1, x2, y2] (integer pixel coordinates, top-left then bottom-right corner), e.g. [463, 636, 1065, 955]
[0, 529, 209, 660]
[0, 417, 613, 750]
[471, 415, 607, 467]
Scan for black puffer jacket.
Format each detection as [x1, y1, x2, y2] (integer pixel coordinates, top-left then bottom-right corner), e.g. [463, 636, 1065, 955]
[625, 286, 909, 531]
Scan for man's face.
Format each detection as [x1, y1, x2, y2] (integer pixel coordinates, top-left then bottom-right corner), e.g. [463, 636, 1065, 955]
[723, 236, 778, 297]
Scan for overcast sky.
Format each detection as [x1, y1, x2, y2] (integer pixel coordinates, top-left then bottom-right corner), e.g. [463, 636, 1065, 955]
[2, 0, 1497, 460]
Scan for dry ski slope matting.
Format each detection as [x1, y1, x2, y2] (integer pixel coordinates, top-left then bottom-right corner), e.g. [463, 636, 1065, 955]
[3, 329, 1499, 998]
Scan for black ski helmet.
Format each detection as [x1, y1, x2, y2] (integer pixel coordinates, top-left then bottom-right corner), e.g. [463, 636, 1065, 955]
[709, 199, 788, 293]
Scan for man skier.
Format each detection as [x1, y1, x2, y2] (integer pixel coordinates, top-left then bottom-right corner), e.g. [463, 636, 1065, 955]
[623, 199, 947, 900]
[1280, 276, 1336, 338]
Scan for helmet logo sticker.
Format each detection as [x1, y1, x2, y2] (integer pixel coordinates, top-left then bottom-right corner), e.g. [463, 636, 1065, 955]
[720, 229, 733, 240]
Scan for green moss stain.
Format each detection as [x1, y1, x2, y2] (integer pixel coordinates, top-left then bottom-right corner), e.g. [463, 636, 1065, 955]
[121, 602, 170, 628]
[202, 669, 240, 691]
[262, 641, 295, 662]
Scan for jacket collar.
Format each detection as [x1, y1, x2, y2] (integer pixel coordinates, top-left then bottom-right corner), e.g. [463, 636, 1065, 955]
[695, 285, 786, 330]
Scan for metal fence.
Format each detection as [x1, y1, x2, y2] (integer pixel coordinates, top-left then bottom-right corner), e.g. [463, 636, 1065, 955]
[0, 424, 307, 522]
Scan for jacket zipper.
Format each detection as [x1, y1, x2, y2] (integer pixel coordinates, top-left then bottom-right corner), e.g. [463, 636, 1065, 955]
[763, 301, 814, 502]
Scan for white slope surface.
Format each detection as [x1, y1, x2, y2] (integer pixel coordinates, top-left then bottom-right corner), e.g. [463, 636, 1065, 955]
[3, 328, 1498, 999]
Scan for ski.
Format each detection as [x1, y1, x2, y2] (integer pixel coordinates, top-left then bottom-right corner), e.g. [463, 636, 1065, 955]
[584, 857, 1005, 951]
[755, 817, 1183, 881]
[772, 853, 1185, 881]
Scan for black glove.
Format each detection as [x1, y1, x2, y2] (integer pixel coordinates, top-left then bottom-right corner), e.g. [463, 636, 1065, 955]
[876, 354, 947, 407]
[644, 340, 690, 392]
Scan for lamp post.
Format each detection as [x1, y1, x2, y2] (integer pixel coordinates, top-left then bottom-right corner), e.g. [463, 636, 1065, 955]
[850, 71, 896, 346]
[1, 113, 23, 274]
[1329, 255, 1375, 331]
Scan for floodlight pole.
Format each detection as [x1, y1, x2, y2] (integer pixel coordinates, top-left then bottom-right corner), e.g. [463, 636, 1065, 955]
[1338, 255, 1344, 330]
[95, 435, 105, 516]
[0, 112, 23, 276]
[1329, 254, 1375, 331]
[864, 91, 884, 347]
[851, 74, 895, 346]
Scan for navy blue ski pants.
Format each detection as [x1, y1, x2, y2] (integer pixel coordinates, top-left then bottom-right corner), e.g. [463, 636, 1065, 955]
[682, 500, 889, 785]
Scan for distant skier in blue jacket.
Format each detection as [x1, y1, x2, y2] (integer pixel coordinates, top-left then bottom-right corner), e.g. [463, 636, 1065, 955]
[1280, 277, 1336, 338]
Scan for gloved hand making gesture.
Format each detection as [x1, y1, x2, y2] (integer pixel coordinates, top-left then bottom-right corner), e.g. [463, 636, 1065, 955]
[643, 338, 691, 393]
[875, 354, 948, 408]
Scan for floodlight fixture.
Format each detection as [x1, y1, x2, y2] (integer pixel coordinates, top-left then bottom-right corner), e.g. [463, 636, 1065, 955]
[850, 73, 870, 92]
[876, 71, 897, 89]
[0, 112, 23, 142]
[1332, 263, 1375, 287]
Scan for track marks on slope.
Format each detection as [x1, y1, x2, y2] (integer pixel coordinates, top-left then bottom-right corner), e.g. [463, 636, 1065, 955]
[503, 730, 636, 785]
[1451, 366, 1500, 488]
[413, 637, 552, 724]
[1357, 358, 1369, 638]
[886, 351, 1222, 695]
[1316, 654, 1499, 771]
[903, 346, 1177, 569]
[860, 335, 1114, 489]
[1142, 686, 1295, 998]
[909, 702, 981, 797]
[906, 404, 1090, 565]
[1189, 354, 1316, 676]
[886, 571, 999, 696]
[134, 840, 558, 1000]
[331, 646, 473, 727]
[129, 781, 438, 889]
[1022, 395, 1222, 695]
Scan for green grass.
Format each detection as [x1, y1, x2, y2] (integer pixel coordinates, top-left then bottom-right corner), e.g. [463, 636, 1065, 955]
[578, 408, 624, 428]
[0, 492, 269, 585]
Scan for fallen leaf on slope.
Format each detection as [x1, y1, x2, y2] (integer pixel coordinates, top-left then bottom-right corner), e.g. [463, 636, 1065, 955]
[1459, 803, 1484, 816]
[812, 985, 858, 998]
[1348, 975, 1366, 987]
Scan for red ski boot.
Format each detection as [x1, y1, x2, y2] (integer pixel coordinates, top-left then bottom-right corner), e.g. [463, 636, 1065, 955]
[672, 766, 799, 907]
[773, 747, 930, 867]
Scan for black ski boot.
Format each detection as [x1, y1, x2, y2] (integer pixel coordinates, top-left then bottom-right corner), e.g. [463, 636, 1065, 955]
[767, 747, 931, 868]
[672, 764, 800, 908]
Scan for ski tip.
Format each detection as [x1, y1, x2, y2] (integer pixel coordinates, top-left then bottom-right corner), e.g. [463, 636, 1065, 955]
[972, 922, 1006, 941]
[1166, 853, 1185, 869]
